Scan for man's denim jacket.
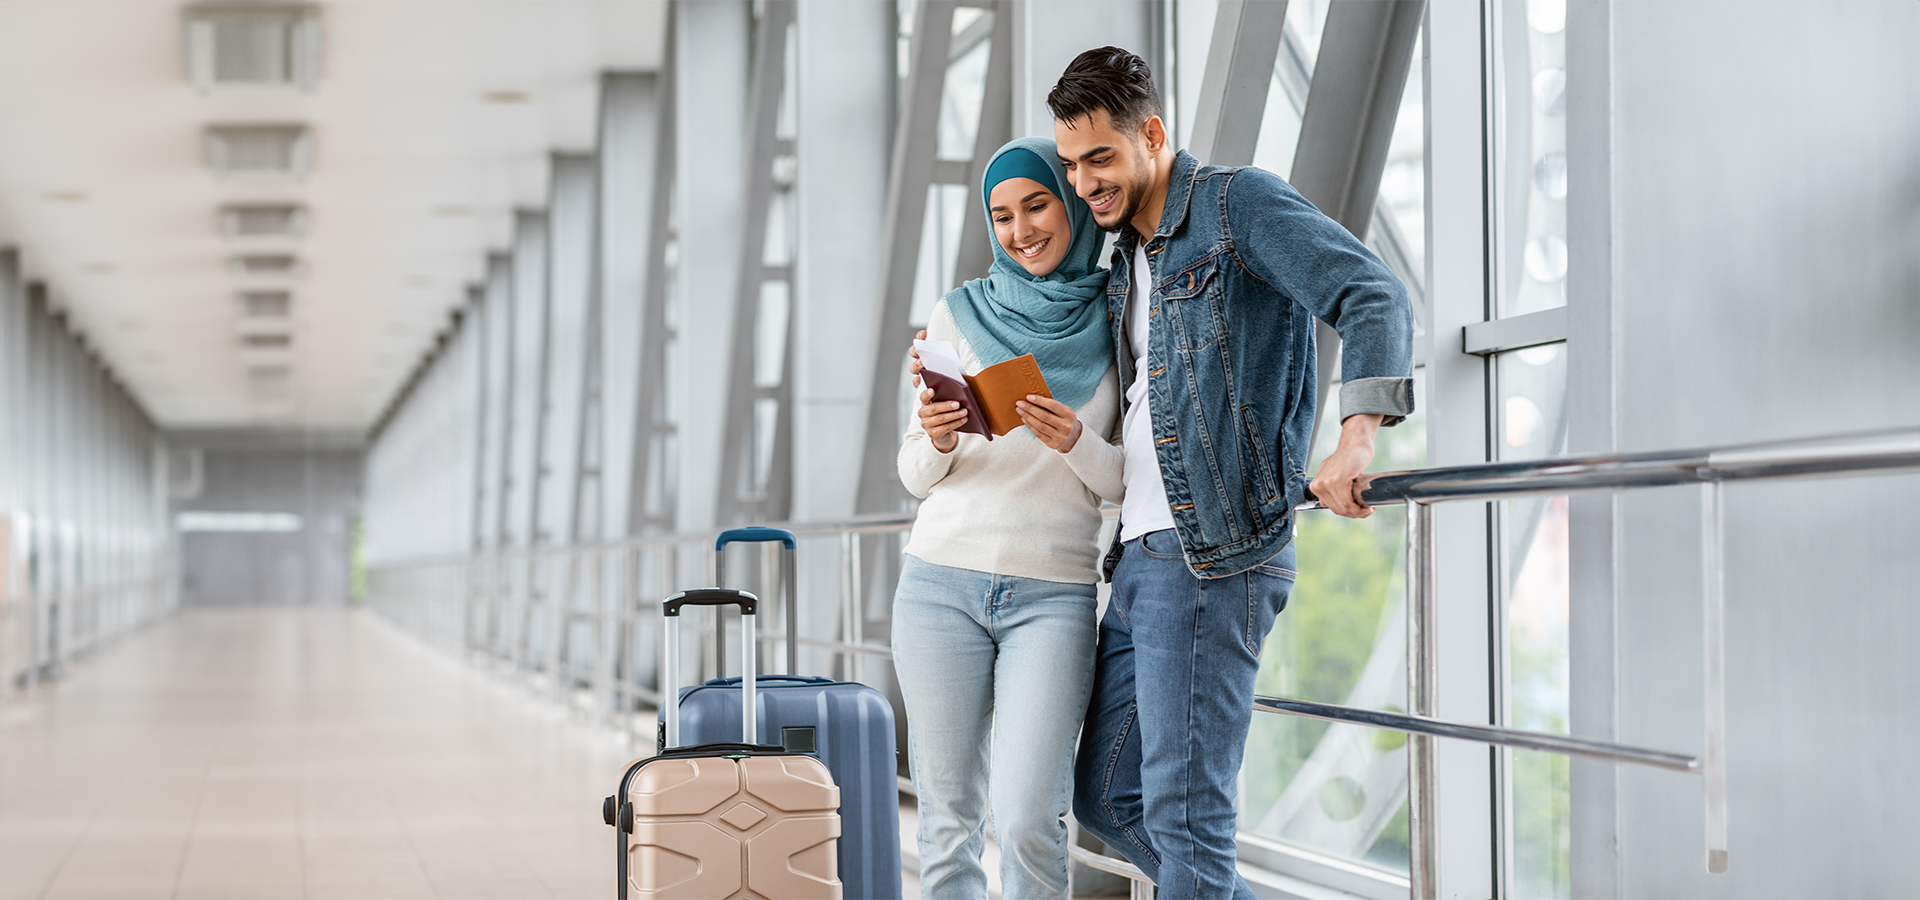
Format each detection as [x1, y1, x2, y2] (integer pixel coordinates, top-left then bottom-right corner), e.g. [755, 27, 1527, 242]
[1105, 150, 1415, 579]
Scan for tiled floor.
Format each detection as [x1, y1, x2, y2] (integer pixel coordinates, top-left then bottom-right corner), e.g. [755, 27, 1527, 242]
[0, 608, 630, 900]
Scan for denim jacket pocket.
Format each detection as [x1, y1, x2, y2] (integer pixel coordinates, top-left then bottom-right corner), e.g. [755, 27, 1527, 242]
[1158, 257, 1226, 349]
[1158, 255, 1220, 303]
[1236, 404, 1282, 507]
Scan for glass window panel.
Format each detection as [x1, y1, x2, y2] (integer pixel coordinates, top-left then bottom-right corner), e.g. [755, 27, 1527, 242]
[936, 15, 991, 160]
[754, 281, 789, 389]
[1494, 342, 1571, 898]
[1287, 0, 1332, 74]
[909, 183, 970, 327]
[1369, 34, 1426, 329]
[749, 396, 779, 498]
[1492, 0, 1569, 317]
[1250, 1, 1318, 176]
[1242, 372, 1425, 874]
[1252, 18, 1423, 327]
[1250, 72, 1304, 178]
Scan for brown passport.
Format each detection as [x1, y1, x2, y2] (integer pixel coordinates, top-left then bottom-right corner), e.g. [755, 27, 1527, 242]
[920, 353, 1051, 440]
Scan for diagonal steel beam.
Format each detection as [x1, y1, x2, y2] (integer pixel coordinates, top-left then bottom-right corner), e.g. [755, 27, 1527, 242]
[1189, 0, 1290, 166]
[948, 2, 1015, 290]
[853, 0, 959, 515]
[627, 7, 680, 537]
[716, 0, 797, 526]
[1288, 1, 1425, 452]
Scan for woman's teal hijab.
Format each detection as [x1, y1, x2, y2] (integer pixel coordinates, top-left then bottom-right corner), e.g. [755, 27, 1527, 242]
[944, 136, 1111, 411]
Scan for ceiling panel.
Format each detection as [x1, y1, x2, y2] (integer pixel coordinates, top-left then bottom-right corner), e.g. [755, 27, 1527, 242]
[0, 0, 666, 433]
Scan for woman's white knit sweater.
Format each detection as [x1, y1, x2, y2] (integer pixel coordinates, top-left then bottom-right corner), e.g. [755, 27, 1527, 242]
[898, 299, 1124, 585]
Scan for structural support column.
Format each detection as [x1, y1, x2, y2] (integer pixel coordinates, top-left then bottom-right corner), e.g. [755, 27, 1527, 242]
[671, 0, 752, 535]
[480, 253, 514, 551]
[1423, 4, 1498, 896]
[1565, 1, 1622, 895]
[504, 212, 548, 550]
[538, 154, 597, 548]
[596, 71, 663, 541]
[467, 283, 489, 554]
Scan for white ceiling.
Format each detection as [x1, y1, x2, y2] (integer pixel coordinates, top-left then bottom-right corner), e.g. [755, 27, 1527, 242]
[0, 0, 665, 435]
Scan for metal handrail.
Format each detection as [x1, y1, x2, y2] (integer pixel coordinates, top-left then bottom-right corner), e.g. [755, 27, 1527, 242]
[1070, 844, 1155, 900]
[1344, 424, 1920, 506]
[1254, 423, 1920, 896]
[1251, 695, 1698, 772]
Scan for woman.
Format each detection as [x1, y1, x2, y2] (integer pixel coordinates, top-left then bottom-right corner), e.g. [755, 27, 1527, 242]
[892, 135, 1124, 899]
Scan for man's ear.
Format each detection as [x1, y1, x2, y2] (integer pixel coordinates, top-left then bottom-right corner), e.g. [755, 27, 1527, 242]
[1140, 115, 1168, 156]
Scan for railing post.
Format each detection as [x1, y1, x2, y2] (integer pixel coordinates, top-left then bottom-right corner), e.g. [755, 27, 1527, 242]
[1406, 501, 1438, 899]
[550, 553, 565, 696]
[840, 531, 863, 684]
[618, 547, 637, 742]
[591, 546, 609, 727]
[1701, 482, 1728, 873]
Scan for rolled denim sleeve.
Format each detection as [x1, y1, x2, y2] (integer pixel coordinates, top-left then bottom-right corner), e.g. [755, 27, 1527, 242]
[1224, 170, 1416, 425]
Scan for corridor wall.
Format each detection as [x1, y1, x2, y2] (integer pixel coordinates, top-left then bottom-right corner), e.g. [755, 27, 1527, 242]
[173, 446, 361, 607]
[0, 250, 171, 693]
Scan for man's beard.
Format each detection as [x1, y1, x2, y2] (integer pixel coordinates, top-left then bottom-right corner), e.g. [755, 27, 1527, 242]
[1098, 164, 1153, 234]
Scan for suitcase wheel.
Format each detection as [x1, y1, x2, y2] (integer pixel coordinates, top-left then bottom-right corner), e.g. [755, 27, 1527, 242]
[618, 801, 633, 834]
[602, 795, 616, 827]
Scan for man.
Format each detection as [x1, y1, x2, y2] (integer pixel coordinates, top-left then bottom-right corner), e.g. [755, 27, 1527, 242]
[1050, 48, 1415, 898]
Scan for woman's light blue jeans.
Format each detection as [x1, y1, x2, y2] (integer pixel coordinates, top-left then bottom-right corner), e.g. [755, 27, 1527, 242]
[891, 554, 1098, 900]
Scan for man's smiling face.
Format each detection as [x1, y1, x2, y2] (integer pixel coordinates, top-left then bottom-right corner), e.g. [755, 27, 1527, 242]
[1053, 107, 1160, 234]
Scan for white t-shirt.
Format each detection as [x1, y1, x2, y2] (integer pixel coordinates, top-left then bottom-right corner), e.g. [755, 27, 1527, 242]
[1120, 242, 1177, 542]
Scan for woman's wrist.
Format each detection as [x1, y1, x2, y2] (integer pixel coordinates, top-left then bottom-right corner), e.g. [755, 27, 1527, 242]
[1054, 420, 1083, 453]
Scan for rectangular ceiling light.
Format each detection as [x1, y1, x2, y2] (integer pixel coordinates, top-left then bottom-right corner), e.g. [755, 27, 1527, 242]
[240, 290, 292, 319]
[220, 204, 307, 239]
[176, 511, 304, 533]
[247, 364, 294, 401]
[206, 125, 312, 179]
[185, 5, 322, 91]
[230, 254, 302, 277]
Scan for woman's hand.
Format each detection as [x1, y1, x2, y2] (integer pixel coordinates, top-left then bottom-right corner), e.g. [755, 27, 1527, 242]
[918, 388, 967, 453]
[1016, 395, 1082, 453]
[908, 330, 926, 388]
[910, 330, 966, 452]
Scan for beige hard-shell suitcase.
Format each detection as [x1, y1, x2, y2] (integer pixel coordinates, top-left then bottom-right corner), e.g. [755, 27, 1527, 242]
[605, 588, 843, 900]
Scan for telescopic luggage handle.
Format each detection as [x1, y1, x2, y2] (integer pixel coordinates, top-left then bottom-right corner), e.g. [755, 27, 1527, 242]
[715, 527, 797, 550]
[713, 526, 800, 675]
[662, 588, 760, 751]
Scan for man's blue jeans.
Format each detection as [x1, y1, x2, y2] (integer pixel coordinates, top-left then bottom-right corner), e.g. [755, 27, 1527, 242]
[1073, 529, 1296, 899]
[892, 554, 1098, 899]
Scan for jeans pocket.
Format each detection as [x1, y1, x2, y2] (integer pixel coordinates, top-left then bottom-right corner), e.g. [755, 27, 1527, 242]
[1137, 529, 1184, 561]
[1243, 563, 1296, 654]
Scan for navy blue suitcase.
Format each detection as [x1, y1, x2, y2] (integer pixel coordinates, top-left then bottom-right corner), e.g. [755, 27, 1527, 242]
[660, 527, 903, 900]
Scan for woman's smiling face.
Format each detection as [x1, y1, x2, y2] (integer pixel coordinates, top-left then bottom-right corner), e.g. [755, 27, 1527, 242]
[989, 176, 1071, 277]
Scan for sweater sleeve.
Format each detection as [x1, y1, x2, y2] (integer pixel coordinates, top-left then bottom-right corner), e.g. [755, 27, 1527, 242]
[1058, 376, 1125, 505]
[897, 304, 959, 499]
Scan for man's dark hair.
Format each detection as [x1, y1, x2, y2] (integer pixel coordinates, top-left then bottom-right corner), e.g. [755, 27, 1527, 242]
[1047, 47, 1162, 134]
